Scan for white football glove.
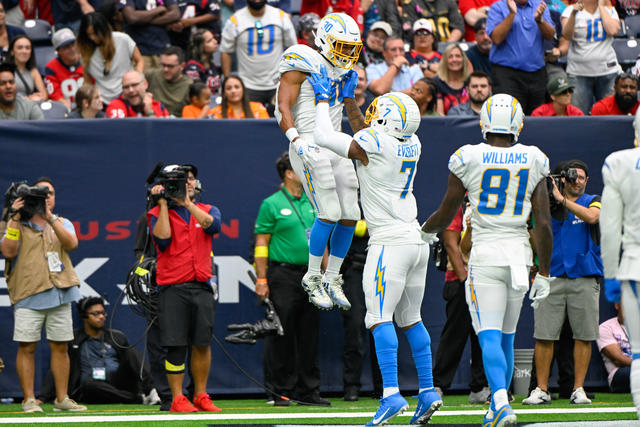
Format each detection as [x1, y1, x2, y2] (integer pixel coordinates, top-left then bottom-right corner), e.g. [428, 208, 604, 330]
[529, 273, 551, 309]
[291, 138, 319, 168]
[420, 231, 439, 245]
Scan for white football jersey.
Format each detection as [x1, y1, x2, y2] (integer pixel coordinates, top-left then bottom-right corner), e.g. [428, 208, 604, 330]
[449, 143, 550, 266]
[353, 128, 423, 246]
[274, 44, 348, 135]
[601, 147, 640, 281]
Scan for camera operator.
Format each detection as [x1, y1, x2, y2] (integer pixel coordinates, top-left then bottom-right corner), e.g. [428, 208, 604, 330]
[147, 164, 222, 413]
[523, 160, 602, 406]
[0, 177, 87, 413]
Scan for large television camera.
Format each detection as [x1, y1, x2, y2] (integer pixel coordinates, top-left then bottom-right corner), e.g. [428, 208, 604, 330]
[145, 163, 201, 207]
[546, 168, 578, 211]
[3, 181, 50, 221]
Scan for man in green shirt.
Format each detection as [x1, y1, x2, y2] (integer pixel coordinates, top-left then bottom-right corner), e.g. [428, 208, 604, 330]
[145, 46, 192, 117]
[254, 152, 329, 407]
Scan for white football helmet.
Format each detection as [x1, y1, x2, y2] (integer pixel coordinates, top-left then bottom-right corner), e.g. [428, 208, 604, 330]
[479, 94, 524, 143]
[365, 92, 421, 140]
[314, 13, 362, 71]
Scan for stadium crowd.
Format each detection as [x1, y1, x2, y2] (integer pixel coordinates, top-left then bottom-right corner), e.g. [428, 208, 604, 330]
[1, 0, 639, 424]
[1, 0, 640, 120]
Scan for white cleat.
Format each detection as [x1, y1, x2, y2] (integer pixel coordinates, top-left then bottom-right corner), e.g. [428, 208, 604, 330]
[301, 272, 333, 309]
[323, 274, 351, 310]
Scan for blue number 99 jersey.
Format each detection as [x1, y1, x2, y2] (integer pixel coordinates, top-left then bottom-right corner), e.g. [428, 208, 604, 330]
[448, 142, 549, 266]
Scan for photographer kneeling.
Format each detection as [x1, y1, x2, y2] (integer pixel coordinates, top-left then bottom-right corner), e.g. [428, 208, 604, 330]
[1, 178, 86, 413]
[147, 165, 222, 413]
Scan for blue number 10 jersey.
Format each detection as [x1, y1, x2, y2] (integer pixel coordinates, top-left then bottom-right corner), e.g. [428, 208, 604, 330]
[448, 142, 549, 266]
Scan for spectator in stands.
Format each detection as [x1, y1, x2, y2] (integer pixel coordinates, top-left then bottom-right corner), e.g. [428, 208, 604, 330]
[182, 81, 214, 118]
[409, 77, 441, 116]
[220, 0, 296, 111]
[300, 0, 364, 33]
[77, 12, 144, 104]
[346, 64, 375, 116]
[590, 73, 639, 115]
[0, 2, 25, 63]
[211, 74, 268, 118]
[377, 0, 402, 36]
[434, 43, 471, 115]
[184, 29, 222, 95]
[145, 46, 191, 117]
[98, 0, 125, 32]
[168, 0, 220, 51]
[487, 0, 555, 115]
[106, 70, 169, 118]
[466, 18, 492, 74]
[367, 36, 423, 95]
[531, 75, 584, 116]
[122, 0, 180, 69]
[406, 19, 441, 79]
[66, 84, 105, 118]
[448, 71, 492, 115]
[45, 29, 84, 110]
[561, 0, 621, 115]
[614, 0, 640, 21]
[399, 0, 464, 42]
[50, 0, 98, 33]
[597, 303, 632, 393]
[296, 12, 319, 47]
[7, 35, 47, 101]
[359, 20, 391, 67]
[0, 62, 43, 120]
[459, 0, 497, 41]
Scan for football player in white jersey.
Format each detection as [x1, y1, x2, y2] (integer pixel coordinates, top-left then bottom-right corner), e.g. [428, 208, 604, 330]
[275, 13, 363, 311]
[600, 109, 640, 419]
[306, 67, 443, 425]
[422, 94, 553, 427]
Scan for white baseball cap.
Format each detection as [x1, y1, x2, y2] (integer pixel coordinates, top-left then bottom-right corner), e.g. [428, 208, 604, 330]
[413, 19, 434, 34]
[369, 21, 392, 37]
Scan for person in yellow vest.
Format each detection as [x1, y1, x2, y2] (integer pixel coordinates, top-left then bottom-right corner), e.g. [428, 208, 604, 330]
[1, 177, 87, 414]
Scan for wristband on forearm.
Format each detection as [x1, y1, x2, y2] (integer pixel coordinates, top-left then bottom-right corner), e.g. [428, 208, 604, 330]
[6, 227, 19, 241]
[256, 278, 267, 285]
[285, 128, 299, 143]
[255, 245, 268, 258]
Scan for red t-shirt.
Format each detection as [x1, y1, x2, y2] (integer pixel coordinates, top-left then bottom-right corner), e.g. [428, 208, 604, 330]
[590, 95, 640, 116]
[44, 57, 84, 104]
[444, 207, 464, 282]
[300, 0, 363, 32]
[458, 0, 497, 41]
[106, 95, 169, 118]
[531, 102, 584, 116]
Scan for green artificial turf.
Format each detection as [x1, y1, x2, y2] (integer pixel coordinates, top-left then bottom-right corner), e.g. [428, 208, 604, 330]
[0, 393, 635, 425]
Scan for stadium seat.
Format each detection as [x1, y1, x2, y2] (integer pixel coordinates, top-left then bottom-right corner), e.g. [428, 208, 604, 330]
[613, 38, 640, 68]
[616, 22, 628, 38]
[34, 45, 56, 76]
[437, 41, 475, 55]
[290, 0, 301, 14]
[625, 15, 640, 38]
[38, 100, 69, 120]
[22, 19, 52, 45]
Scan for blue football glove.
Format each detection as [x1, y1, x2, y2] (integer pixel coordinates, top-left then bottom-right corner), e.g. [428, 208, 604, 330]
[340, 69, 358, 99]
[604, 278, 621, 303]
[306, 65, 331, 103]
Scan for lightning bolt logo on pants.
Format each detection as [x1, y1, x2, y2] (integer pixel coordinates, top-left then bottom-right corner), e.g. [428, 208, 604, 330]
[375, 246, 386, 317]
[468, 267, 481, 328]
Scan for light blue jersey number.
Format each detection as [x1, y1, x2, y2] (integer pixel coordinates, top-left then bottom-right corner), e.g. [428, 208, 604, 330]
[477, 168, 530, 216]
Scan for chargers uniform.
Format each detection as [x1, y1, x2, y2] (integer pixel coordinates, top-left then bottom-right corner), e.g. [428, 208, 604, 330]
[448, 142, 549, 333]
[354, 127, 427, 329]
[275, 43, 360, 222]
[601, 146, 640, 416]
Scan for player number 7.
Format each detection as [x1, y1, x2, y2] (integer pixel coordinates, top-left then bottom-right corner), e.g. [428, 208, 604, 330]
[399, 160, 416, 200]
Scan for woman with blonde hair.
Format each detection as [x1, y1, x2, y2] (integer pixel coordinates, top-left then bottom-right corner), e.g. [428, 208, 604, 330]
[76, 12, 143, 103]
[434, 43, 472, 115]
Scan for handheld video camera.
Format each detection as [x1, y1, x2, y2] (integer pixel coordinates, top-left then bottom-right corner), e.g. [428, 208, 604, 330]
[158, 166, 188, 199]
[3, 182, 50, 221]
[546, 168, 579, 210]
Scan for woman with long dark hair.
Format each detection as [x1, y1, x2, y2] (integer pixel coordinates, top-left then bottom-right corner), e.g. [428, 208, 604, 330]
[211, 75, 268, 119]
[184, 29, 222, 94]
[8, 34, 47, 101]
[76, 12, 143, 103]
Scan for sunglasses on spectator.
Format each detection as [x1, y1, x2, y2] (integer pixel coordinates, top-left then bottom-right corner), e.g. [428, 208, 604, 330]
[414, 30, 432, 37]
[557, 88, 573, 95]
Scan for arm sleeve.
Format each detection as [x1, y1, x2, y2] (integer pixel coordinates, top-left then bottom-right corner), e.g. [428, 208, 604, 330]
[600, 159, 623, 279]
[148, 214, 171, 252]
[448, 146, 468, 184]
[597, 321, 618, 351]
[44, 67, 62, 100]
[203, 205, 222, 234]
[447, 0, 465, 31]
[486, 2, 506, 36]
[313, 102, 353, 158]
[282, 13, 298, 48]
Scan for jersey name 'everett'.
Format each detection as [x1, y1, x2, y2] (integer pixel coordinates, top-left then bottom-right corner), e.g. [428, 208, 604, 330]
[275, 44, 348, 135]
[353, 128, 423, 246]
[449, 143, 549, 265]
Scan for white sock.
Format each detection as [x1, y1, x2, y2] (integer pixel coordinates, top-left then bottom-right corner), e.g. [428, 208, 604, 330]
[383, 387, 400, 398]
[307, 254, 323, 275]
[324, 255, 344, 280]
[632, 358, 640, 417]
[493, 388, 509, 410]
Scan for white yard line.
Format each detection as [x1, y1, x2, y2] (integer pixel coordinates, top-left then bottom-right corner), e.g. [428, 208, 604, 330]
[0, 406, 636, 423]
